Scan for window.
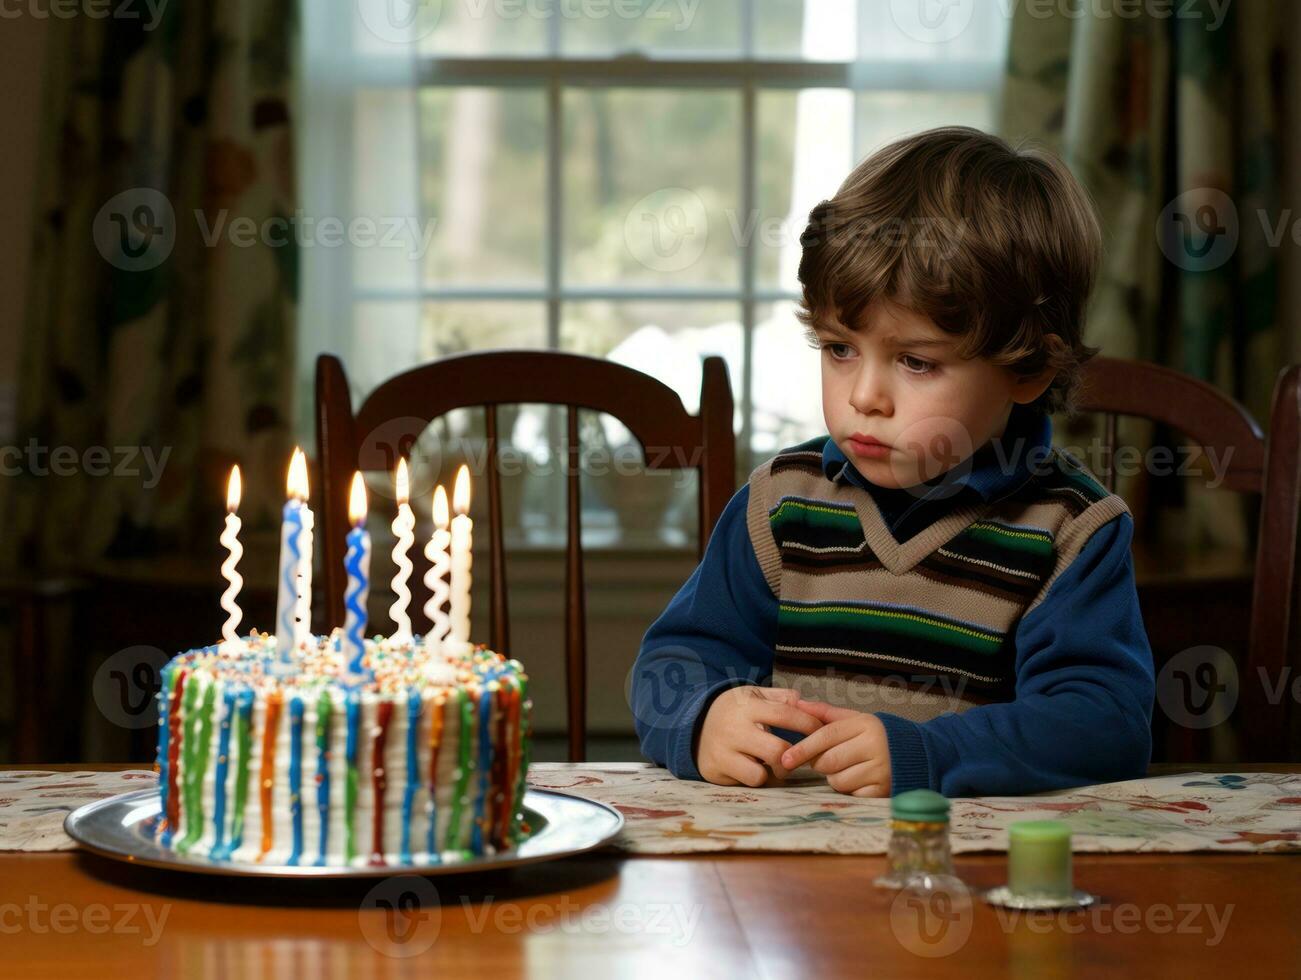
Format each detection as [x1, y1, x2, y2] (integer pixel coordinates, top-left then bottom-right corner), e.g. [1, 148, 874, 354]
[298, 0, 1011, 548]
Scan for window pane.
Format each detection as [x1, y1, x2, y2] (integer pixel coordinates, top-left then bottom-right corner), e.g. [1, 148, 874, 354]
[856, 0, 1011, 61]
[562, 0, 741, 57]
[418, 2, 550, 56]
[421, 300, 547, 356]
[750, 301, 824, 465]
[854, 90, 996, 159]
[756, 89, 853, 293]
[754, 0, 857, 61]
[560, 300, 740, 547]
[563, 88, 741, 288]
[419, 88, 547, 287]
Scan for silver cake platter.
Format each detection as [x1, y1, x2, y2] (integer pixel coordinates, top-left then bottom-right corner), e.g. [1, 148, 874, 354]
[64, 788, 624, 878]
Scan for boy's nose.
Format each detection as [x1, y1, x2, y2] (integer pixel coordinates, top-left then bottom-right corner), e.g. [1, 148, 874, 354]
[849, 363, 892, 415]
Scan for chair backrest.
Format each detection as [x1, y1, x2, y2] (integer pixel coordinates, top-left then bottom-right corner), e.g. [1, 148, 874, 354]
[315, 349, 736, 762]
[1074, 356, 1301, 761]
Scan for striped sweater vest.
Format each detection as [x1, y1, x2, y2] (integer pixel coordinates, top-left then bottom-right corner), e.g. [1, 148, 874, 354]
[746, 435, 1130, 722]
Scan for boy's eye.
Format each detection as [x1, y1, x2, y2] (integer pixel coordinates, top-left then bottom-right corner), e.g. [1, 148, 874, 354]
[823, 342, 853, 360]
[901, 355, 935, 374]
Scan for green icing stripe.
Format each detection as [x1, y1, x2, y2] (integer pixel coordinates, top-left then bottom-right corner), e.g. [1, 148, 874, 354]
[778, 603, 1002, 654]
[445, 687, 473, 857]
[175, 676, 207, 853]
[963, 522, 1054, 556]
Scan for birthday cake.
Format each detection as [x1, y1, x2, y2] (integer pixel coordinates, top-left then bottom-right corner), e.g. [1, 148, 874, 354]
[153, 630, 532, 867]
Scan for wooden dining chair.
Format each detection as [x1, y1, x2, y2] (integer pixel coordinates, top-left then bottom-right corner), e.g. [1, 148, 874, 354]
[1074, 356, 1301, 762]
[315, 349, 736, 762]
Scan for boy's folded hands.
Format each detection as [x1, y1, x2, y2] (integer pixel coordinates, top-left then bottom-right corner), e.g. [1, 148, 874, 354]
[694, 686, 821, 787]
[694, 687, 894, 797]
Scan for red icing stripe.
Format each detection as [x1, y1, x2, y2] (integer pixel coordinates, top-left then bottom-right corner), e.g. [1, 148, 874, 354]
[165, 669, 188, 836]
[370, 701, 394, 866]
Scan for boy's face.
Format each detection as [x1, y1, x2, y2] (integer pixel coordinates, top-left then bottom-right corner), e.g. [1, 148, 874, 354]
[813, 297, 1052, 491]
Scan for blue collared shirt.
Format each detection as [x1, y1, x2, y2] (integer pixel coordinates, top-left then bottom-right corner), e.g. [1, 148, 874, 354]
[629, 405, 1155, 796]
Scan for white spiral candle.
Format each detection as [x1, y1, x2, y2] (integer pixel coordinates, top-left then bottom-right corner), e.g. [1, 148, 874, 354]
[423, 483, 452, 650]
[449, 464, 472, 646]
[389, 457, 415, 643]
[219, 465, 244, 650]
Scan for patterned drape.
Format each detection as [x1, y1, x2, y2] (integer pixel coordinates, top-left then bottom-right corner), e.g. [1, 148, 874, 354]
[1, 2, 299, 575]
[997, 0, 1288, 551]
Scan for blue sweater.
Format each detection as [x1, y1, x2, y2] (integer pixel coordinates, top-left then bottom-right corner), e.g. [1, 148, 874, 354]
[631, 409, 1156, 796]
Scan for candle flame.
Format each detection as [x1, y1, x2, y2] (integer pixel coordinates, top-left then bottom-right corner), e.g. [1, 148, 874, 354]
[348, 471, 368, 525]
[453, 464, 471, 515]
[395, 457, 410, 505]
[226, 464, 242, 513]
[286, 447, 309, 501]
[433, 484, 449, 529]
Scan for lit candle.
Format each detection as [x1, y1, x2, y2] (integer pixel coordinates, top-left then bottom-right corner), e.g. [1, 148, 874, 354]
[423, 484, 451, 649]
[343, 471, 372, 682]
[219, 465, 243, 650]
[389, 457, 415, 643]
[449, 464, 472, 646]
[275, 448, 310, 670]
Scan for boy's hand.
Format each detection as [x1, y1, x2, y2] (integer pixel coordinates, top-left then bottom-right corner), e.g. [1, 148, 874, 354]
[780, 699, 893, 798]
[695, 686, 824, 787]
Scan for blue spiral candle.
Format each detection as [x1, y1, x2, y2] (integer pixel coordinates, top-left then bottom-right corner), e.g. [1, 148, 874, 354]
[274, 449, 310, 670]
[343, 472, 371, 683]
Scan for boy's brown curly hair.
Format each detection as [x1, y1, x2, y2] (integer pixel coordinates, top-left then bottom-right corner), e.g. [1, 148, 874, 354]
[796, 126, 1103, 417]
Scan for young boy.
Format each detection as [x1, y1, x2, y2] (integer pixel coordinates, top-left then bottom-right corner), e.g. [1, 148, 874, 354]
[630, 126, 1156, 798]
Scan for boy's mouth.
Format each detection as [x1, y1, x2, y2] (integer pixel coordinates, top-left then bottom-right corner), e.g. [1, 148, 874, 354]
[846, 434, 892, 459]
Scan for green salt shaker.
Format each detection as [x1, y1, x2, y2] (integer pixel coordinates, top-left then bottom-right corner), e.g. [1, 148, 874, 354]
[873, 789, 959, 890]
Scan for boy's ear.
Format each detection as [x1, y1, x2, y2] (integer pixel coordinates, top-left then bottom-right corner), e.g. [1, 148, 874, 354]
[1010, 335, 1065, 405]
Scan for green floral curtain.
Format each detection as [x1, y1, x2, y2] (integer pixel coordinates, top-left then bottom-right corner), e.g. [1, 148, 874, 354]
[2, 2, 299, 576]
[997, 0, 1288, 554]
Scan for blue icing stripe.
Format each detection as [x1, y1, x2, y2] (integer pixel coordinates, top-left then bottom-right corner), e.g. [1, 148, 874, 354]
[288, 695, 304, 866]
[156, 663, 174, 840]
[401, 688, 421, 864]
[211, 687, 235, 857]
[216, 689, 254, 860]
[472, 675, 496, 856]
[424, 695, 442, 865]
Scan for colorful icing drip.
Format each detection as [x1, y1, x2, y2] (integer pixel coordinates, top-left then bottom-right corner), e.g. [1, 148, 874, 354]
[511, 671, 532, 846]
[344, 689, 360, 864]
[472, 679, 495, 855]
[445, 687, 473, 857]
[288, 695, 304, 866]
[401, 689, 421, 864]
[315, 688, 332, 866]
[493, 678, 516, 847]
[176, 677, 216, 854]
[155, 665, 176, 841]
[258, 693, 283, 861]
[211, 687, 235, 856]
[370, 701, 394, 866]
[226, 690, 254, 858]
[425, 691, 445, 863]
[162, 669, 187, 847]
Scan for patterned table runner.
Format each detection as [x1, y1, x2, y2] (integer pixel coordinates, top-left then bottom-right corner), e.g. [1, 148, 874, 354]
[5, 765, 1300, 854]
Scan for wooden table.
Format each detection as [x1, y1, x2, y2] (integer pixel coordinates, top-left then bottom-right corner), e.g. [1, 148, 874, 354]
[3, 764, 1298, 978]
